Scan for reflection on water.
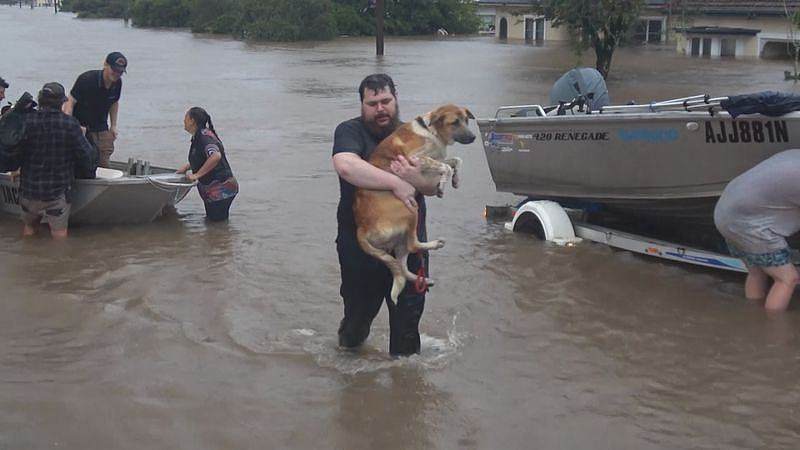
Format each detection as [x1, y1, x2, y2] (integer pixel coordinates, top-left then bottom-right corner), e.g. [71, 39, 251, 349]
[1, 6, 800, 450]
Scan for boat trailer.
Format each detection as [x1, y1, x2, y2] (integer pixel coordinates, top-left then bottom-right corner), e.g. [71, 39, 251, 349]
[493, 200, 748, 273]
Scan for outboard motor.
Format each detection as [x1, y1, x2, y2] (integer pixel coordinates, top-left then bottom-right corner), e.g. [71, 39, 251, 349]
[550, 68, 609, 113]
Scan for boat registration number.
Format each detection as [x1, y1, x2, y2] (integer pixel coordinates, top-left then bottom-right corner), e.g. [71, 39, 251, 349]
[705, 120, 789, 144]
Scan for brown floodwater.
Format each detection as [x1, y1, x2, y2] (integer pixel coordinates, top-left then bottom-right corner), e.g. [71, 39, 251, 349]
[1, 6, 800, 450]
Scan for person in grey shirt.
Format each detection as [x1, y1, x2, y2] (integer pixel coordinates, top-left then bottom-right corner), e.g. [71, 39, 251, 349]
[714, 149, 800, 310]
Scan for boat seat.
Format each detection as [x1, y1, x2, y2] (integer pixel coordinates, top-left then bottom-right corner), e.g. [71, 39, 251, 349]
[96, 167, 124, 179]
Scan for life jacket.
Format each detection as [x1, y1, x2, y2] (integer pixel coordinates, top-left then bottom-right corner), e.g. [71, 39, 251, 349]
[0, 92, 37, 172]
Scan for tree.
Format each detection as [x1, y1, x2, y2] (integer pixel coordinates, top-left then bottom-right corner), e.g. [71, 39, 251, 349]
[784, 1, 800, 81]
[532, 0, 643, 79]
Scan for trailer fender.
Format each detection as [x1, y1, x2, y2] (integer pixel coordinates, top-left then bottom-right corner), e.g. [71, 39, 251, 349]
[504, 200, 582, 245]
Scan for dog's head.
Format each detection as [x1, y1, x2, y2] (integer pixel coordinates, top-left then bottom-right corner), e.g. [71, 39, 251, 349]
[422, 104, 476, 145]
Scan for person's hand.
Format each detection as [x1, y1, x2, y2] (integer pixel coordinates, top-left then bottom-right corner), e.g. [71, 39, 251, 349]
[186, 173, 198, 182]
[392, 178, 418, 213]
[110, 126, 119, 140]
[390, 155, 423, 186]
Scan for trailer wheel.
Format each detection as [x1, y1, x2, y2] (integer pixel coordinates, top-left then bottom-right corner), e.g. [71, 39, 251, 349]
[512, 211, 547, 240]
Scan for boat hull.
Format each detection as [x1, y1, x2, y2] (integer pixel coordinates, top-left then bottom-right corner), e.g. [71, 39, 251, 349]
[0, 161, 194, 225]
[477, 110, 800, 222]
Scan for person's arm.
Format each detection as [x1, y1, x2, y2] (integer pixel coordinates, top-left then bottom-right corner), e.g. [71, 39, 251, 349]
[109, 101, 119, 139]
[389, 155, 439, 196]
[187, 152, 221, 182]
[333, 152, 417, 211]
[63, 95, 76, 115]
[175, 163, 191, 174]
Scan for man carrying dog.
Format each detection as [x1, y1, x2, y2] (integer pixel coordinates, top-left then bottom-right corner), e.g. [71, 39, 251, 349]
[17, 82, 96, 239]
[332, 73, 440, 356]
[64, 51, 127, 167]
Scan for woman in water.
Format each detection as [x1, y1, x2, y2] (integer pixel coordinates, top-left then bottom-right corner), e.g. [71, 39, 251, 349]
[177, 106, 238, 221]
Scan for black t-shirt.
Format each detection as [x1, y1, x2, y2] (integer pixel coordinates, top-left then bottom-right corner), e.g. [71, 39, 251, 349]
[332, 116, 425, 237]
[69, 69, 122, 132]
[189, 128, 233, 185]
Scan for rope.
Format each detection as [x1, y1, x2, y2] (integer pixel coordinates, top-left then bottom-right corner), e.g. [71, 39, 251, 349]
[145, 176, 196, 191]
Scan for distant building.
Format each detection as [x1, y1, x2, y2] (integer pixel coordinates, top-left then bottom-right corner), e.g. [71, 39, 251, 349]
[476, 1, 800, 59]
[673, 0, 800, 58]
[476, 0, 669, 43]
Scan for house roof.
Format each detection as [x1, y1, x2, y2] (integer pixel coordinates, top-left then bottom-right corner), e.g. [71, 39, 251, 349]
[475, 0, 532, 5]
[683, 26, 761, 35]
[476, 0, 800, 16]
[677, 0, 800, 16]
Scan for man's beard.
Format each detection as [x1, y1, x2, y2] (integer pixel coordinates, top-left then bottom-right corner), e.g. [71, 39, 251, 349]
[363, 106, 400, 140]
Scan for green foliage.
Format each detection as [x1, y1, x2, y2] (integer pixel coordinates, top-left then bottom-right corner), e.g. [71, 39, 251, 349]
[60, 0, 480, 41]
[130, 0, 191, 27]
[533, 0, 643, 78]
[61, 0, 131, 18]
[223, 0, 335, 41]
[330, 0, 372, 36]
[188, 0, 238, 34]
[388, 0, 479, 35]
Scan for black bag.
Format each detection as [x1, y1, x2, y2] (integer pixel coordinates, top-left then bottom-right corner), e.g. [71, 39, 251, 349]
[0, 92, 36, 172]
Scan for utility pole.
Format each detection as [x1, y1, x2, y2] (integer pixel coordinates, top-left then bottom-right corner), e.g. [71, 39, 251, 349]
[376, 0, 384, 56]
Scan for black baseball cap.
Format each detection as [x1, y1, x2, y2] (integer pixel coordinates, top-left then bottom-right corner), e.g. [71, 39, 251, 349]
[105, 51, 128, 73]
[39, 82, 66, 101]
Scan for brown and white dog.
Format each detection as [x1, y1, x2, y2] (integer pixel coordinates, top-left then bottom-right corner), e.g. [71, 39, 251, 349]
[354, 104, 475, 303]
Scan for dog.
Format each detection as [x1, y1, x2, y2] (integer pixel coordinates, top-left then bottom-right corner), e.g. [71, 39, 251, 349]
[354, 104, 475, 303]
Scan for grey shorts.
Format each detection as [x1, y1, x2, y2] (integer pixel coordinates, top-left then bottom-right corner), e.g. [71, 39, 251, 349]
[20, 193, 71, 231]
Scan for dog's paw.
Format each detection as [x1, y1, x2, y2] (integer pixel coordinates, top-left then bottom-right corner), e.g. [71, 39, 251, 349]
[434, 239, 445, 249]
[452, 173, 460, 189]
[436, 188, 444, 198]
[425, 278, 436, 287]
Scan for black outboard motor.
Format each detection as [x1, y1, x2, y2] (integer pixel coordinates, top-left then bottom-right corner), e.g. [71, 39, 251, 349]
[0, 92, 37, 172]
[550, 68, 609, 113]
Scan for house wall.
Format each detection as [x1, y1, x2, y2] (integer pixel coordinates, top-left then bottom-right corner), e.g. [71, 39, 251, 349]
[495, 7, 570, 41]
[675, 16, 796, 57]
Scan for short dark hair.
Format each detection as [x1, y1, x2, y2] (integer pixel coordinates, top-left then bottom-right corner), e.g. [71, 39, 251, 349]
[358, 73, 396, 102]
[0, 77, 8, 89]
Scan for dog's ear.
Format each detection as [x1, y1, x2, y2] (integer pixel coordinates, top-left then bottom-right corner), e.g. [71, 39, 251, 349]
[464, 108, 475, 120]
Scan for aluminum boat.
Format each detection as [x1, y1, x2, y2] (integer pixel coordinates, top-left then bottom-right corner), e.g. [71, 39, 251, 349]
[477, 94, 800, 224]
[0, 159, 195, 225]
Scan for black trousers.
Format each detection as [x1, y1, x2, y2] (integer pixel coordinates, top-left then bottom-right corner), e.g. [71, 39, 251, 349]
[204, 196, 235, 221]
[336, 233, 428, 356]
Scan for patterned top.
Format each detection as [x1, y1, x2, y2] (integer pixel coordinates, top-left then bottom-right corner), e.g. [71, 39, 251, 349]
[19, 107, 96, 201]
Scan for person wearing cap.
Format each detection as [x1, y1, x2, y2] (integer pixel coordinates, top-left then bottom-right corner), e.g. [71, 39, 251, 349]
[0, 76, 8, 104]
[64, 51, 127, 167]
[16, 82, 96, 239]
[0, 76, 10, 115]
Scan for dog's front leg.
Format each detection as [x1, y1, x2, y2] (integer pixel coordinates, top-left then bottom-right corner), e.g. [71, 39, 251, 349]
[417, 156, 451, 198]
[444, 157, 462, 189]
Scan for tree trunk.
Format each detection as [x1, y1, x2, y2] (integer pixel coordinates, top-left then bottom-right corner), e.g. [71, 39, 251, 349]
[594, 41, 613, 79]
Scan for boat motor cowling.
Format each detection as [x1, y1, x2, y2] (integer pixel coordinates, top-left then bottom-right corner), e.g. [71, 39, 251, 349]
[550, 68, 609, 113]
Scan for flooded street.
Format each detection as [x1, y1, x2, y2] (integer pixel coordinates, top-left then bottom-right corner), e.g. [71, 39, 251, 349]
[2, 6, 800, 449]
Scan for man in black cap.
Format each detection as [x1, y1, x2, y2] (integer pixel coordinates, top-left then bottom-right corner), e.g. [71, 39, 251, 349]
[64, 51, 127, 167]
[17, 82, 96, 239]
